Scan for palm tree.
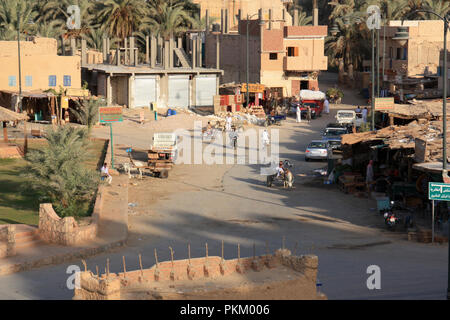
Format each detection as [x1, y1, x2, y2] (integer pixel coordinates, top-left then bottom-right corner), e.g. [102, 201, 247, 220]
[142, 0, 194, 39]
[71, 98, 106, 134]
[0, 0, 37, 40]
[23, 126, 99, 218]
[96, 0, 149, 40]
[34, 20, 63, 38]
[297, 11, 313, 26]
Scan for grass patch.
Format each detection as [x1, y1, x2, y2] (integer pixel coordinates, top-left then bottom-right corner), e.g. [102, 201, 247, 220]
[0, 138, 108, 225]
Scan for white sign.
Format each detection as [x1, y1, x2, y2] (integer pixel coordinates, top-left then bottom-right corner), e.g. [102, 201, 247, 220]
[366, 5, 381, 30]
[67, 5, 81, 30]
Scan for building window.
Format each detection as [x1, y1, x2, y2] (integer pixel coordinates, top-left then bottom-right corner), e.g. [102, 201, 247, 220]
[49, 75, 57, 87]
[63, 75, 72, 87]
[287, 47, 299, 57]
[269, 53, 278, 60]
[8, 76, 16, 87]
[25, 75, 32, 87]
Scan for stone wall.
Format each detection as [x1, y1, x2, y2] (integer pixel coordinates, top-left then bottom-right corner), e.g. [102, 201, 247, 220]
[38, 204, 98, 246]
[74, 249, 321, 300]
[0, 225, 16, 258]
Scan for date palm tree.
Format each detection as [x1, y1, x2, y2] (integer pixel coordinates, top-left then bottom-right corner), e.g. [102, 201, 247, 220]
[0, 0, 37, 40]
[22, 126, 99, 218]
[96, 0, 149, 40]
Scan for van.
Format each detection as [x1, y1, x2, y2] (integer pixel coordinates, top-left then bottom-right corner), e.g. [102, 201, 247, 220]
[335, 110, 363, 127]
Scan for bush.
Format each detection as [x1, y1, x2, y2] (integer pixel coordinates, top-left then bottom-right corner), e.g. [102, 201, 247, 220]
[326, 87, 344, 103]
[22, 126, 99, 218]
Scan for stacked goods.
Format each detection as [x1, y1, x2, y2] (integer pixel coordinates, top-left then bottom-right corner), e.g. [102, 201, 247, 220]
[248, 105, 266, 119]
[299, 90, 326, 101]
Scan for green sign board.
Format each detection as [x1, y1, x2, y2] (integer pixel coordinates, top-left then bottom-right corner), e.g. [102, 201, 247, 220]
[99, 106, 123, 123]
[428, 182, 450, 201]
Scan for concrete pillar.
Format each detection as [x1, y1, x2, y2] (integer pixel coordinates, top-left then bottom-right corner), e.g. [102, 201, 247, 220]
[258, 8, 263, 21]
[106, 37, 110, 63]
[197, 36, 202, 67]
[70, 38, 76, 56]
[216, 35, 220, 69]
[116, 48, 121, 66]
[128, 74, 134, 108]
[103, 37, 107, 61]
[237, 9, 242, 29]
[81, 39, 87, 66]
[157, 36, 163, 64]
[192, 38, 197, 69]
[293, 9, 298, 26]
[164, 40, 170, 69]
[221, 9, 224, 33]
[313, 0, 319, 26]
[130, 37, 135, 65]
[205, 9, 210, 33]
[106, 75, 112, 106]
[269, 9, 273, 30]
[124, 38, 128, 65]
[282, 9, 286, 23]
[151, 35, 156, 68]
[61, 35, 66, 56]
[134, 48, 138, 66]
[170, 37, 175, 68]
[224, 9, 228, 34]
[145, 35, 150, 64]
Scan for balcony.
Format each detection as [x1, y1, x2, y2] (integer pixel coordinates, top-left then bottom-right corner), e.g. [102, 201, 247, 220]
[283, 56, 327, 72]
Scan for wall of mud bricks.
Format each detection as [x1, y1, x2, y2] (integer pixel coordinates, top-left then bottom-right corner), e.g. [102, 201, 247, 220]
[74, 249, 319, 300]
[38, 203, 98, 246]
[0, 225, 16, 258]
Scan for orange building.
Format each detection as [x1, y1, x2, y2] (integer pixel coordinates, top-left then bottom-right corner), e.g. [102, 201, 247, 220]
[204, 15, 328, 97]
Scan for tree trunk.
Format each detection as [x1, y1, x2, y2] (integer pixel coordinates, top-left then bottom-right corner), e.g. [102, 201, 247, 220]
[338, 59, 345, 84]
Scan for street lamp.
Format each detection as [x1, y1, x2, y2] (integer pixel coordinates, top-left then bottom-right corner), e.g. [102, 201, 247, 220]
[394, 10, 449, 300]
[246, 13, 265, 106]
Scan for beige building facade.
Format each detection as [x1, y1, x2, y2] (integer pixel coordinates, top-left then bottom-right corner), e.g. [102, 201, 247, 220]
[382, 20, 450, 78]
[205, 18, 328, 97]
[193, 0, 294, 31]
[0, 37, 81, 93]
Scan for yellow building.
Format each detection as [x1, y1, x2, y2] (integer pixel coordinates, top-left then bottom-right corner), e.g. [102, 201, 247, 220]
[0, 37, 81, 92]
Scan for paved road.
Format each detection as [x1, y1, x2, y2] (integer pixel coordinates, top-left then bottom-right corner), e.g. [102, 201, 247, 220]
[0, 75, 448, 300]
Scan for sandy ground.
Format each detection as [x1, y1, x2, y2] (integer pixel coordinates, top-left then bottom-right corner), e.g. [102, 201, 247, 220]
[0, 73, 447, 300]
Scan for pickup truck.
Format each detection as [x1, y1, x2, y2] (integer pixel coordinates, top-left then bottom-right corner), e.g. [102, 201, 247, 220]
[335, 110, 363, 127]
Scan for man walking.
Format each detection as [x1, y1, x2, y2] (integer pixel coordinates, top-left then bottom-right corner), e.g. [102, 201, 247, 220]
[306, 106, 312, 123]
[225, 113, 232, 131]
[324, 98, 330, 114]
[366, 160, 374, 194]
[296, 104, 301, 123]
[362, 107, 368, 123]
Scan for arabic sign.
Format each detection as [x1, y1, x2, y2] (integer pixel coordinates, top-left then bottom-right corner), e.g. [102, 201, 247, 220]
[374, 97, 394, 111]
[241, 83, 265, 93]
[99, 106, 123, 123]
[428, 182, 450, 201]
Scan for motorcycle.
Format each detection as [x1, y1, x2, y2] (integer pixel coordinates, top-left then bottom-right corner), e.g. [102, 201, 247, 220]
[383, 211, 401, 230]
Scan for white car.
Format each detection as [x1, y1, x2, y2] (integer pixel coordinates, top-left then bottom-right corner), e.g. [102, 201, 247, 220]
[335, 110, 363, 127]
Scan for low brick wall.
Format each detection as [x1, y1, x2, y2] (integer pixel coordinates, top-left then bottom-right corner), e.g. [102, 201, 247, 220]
[0, 144, 22, 159]
[38, 204, 98, 246]
[74, 249, 321, 300]
[0, 225, 16, 258]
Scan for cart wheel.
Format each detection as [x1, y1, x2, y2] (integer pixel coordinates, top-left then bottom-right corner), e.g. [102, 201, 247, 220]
[160, 170, 169, 179]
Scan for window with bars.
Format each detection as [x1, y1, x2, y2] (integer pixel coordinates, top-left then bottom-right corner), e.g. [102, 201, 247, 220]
[8, 76, 16, 87]
[25, 75, 32, 87]
[63, 75, 71, 87]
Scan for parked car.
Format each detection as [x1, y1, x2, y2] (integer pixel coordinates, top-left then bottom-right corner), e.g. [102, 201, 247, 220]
[326, 139, 342, 151]
[322, 127, 348, 140]
[305, 140, 328, 161]
[326, 123, 351, 133]
[335, 110, 363, 127]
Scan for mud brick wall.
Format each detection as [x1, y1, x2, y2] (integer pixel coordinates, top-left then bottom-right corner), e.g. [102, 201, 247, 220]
[74, 250, 321, 300]
[74, 271, 121, 300]
[38, 204, 98, 246]
[0, 225, 16, 258]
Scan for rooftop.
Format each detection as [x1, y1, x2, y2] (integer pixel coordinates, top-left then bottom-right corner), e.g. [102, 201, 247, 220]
[82, 63, 223, 75]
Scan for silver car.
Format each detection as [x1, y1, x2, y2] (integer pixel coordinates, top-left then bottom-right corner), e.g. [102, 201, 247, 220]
[305, 140, 328, 161]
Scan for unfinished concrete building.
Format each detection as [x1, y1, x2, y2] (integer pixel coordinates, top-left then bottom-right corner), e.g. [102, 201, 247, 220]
[203, 6, 327, 97]
[82, 36, 223, 109]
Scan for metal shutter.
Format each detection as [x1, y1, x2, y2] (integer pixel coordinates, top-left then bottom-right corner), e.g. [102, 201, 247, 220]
[195, 75, 216, 107]
[168, 75, 190, 108]
[134, 76, 157, 108]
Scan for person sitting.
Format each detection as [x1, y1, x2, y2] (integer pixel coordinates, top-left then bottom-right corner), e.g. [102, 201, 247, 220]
[276, 161, 285, 179]
[101, 162, 112, 185]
